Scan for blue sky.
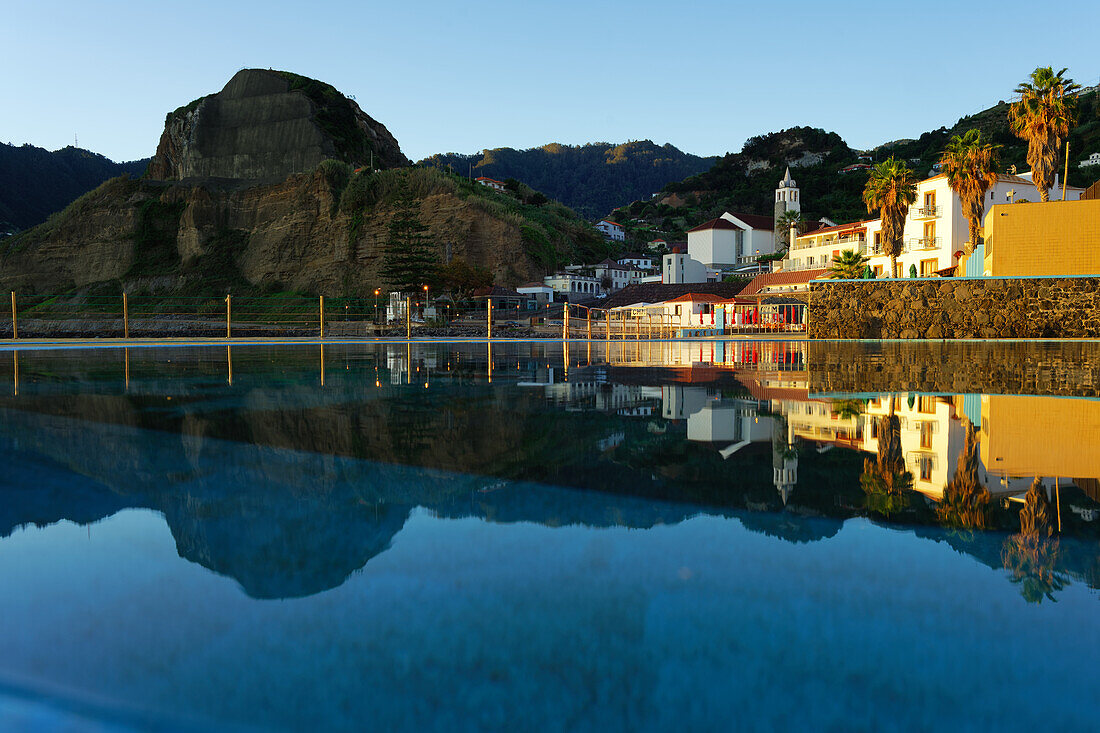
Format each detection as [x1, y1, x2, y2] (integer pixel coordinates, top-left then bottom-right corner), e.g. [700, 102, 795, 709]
[3, 0, 1098, 163]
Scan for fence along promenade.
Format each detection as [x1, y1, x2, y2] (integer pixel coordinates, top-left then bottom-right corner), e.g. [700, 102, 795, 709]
[3, 292, 805, 341]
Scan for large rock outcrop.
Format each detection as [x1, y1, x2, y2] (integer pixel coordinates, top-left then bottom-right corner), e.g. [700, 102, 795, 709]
[147, 69, 409, 182]
[1, 70, 601, 295]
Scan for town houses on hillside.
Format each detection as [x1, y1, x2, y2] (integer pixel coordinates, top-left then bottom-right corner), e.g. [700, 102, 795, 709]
[596, 219, 625, 241]
[475, 176, 507, 193]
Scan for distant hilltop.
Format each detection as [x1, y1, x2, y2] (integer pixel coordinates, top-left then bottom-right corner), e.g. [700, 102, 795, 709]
[147, 68, 410, 183]
[421, 141, 717, 220]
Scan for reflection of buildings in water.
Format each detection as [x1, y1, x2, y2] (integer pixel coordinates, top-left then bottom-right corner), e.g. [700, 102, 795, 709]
[979, 395, 1100, 499]
[861, 395, 967, 500]
[772, 415, 797, 505]
[601, 340, 808, 372]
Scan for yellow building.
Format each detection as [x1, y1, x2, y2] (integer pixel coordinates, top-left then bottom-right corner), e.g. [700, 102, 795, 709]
[980, 198, 1100, 276]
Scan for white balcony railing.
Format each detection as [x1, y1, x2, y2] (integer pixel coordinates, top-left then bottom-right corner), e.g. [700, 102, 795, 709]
[911, 204, 941, 219]
[907, 237, 942, 251]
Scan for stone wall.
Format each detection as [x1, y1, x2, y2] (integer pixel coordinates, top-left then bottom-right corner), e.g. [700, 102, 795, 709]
[808, 277, 1100, 339]
[806, 341, 1100, 397]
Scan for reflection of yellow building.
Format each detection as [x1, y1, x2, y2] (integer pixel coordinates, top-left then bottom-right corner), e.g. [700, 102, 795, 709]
[979, 199, 1100, 276]
[980, 395, 1100, 480]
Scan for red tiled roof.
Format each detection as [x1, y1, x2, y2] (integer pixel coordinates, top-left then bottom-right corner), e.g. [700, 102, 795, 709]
[739, 268, 827, 296]
[599, 219, 623, 227]
[475, 176, 505, 185]
[796, 220, 871, 239]
[664, 292, 729, 304]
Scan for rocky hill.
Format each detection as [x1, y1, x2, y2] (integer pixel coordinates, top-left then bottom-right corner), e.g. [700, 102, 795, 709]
[421, 140, 717, 220]
[1, 69, 609, 296]
[0, 143, 149, 231]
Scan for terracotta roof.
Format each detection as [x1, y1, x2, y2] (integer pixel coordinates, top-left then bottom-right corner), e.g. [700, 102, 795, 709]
[475, 176, 505, 185]
[601, 282, 747, 308]
[739, 268, 827, 296]
[687, 217, 741, 233]
[664, 293, 729, 304]
[595, 259, 629, 270]
[796, 220, 872, 239]
[599, 219, 623, 227]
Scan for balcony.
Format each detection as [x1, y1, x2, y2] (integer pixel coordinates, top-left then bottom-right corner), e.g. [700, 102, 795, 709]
[911, 204, 941, 219]
[907, 237, 942, 251]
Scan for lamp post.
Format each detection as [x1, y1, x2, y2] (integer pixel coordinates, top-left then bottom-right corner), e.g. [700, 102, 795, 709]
[422, 284, 430, 320]
[374, 288, 381, 325]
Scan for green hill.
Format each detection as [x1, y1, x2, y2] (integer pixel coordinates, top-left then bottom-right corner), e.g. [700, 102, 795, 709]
[610, 91, 1100, 247]
[420, 140, 717, 220]
[0, 143, 149, 232]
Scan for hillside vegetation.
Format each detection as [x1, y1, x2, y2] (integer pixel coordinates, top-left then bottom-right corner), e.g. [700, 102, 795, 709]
[610, 90, 1100, 247]
[421, 140, 717, 220]
[0, 143, 149, 231]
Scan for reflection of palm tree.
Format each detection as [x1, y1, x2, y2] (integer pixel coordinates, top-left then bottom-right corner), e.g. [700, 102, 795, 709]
[1001, 478, 1066, 603]
[937, 420, 992, 529]
[860, 404, 913, 516]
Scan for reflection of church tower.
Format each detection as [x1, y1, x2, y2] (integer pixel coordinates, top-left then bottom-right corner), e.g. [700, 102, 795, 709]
[772, 414, 798, 505]
[774, 167, 801, 246]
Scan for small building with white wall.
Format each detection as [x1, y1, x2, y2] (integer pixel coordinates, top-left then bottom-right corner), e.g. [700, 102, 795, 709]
[596, 219, 625, 241]
[544, 272, 602, 300]
[475, 176, 507, 193]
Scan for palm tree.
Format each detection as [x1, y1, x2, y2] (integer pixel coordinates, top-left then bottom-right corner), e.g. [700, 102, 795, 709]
[1008, 66, 1080, 202]
[827, 249, 870, 279]
[774, 210, 803, 251]
[863, 158, 918, 277]
[940, 129, 1000, 253]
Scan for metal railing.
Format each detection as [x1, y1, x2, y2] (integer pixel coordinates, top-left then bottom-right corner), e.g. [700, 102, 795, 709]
[907, 237, 942, 251]
[911, 204, 941, 219]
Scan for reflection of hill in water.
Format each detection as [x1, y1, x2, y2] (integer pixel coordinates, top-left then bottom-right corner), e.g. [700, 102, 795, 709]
[1, 356, 1097, 599]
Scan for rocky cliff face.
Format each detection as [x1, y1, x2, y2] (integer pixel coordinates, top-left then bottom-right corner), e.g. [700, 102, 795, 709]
[0, 168, 550, 294]
[1, 70, 601, 295]
[147, 69, 409, 182]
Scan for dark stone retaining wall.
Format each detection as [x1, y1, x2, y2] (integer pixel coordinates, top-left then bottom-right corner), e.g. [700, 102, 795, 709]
[808, 277, 1100, 339]
[807, 341, 1100, 397]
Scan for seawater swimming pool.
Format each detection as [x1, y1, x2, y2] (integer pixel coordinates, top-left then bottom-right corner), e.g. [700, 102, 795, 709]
[0, 341, 1097, 731]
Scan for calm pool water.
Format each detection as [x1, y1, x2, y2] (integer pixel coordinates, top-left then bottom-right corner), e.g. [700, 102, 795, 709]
[0, 341, 1097, 731]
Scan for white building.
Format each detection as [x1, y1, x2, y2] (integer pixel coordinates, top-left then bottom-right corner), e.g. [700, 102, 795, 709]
[687, 212, 776, 271]
[543, 272, 602, 299]
[1079, 152, 1100, 168]
[517, 282, 556, 305]
[662, 251, 714, 284]
[617, 252, 657, 270]
[596, 219, 625, 241]
[475, 176, 507, 193]
[593, 259, 641, 292]
[774, 166, 800, 232]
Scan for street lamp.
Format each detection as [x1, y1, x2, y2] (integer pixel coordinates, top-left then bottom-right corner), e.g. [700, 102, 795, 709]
[422, 284, 429, 320]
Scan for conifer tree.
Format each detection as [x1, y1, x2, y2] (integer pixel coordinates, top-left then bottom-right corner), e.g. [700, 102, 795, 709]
[379, 183, 439, 293]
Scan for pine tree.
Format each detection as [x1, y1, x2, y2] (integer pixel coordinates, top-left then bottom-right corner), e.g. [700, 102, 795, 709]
[379, 184, 439, 293]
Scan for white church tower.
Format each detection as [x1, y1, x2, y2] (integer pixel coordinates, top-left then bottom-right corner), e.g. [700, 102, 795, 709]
[774, 167, 800, 243]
